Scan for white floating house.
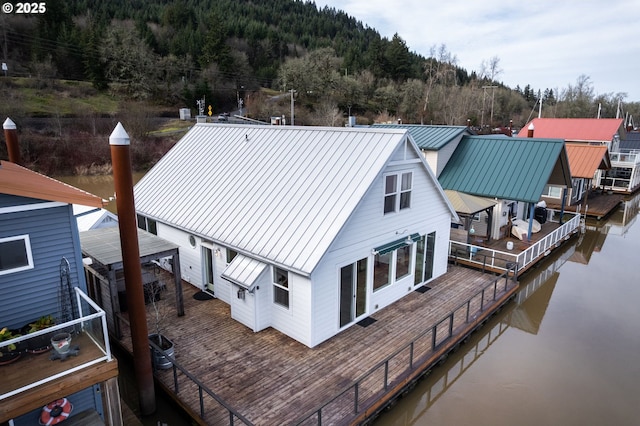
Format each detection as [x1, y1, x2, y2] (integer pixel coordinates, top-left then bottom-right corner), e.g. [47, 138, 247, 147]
[134, 124, 457, 347]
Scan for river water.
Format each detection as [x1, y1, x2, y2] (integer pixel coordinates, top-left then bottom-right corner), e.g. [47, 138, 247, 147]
[375, 193, 640, 426]
[59, 174, 640, 425]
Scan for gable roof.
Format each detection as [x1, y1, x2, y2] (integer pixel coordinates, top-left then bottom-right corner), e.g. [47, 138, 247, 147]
[438, 135, 571, 203]
[134, 124, 453, 276]
[517, 118, 624, 142]
[620, 132, 640, 151]
[564, 144, 610, 178]
[0, 160, 103, 207]
[373, 124, 471, 150]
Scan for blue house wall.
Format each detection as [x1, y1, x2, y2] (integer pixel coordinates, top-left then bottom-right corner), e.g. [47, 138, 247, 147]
[12, 386, 103, 425]
[0, 194, 87, 330]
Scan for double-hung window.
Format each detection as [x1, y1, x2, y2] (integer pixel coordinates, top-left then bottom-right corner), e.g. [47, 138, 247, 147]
[384, 172, 412, 214]
[0, 235, 34, 276]
[273, 267, 289, 308]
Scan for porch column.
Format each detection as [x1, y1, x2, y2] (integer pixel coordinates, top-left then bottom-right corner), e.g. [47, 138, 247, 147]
[560, 187, 567, 225]
[527, 203, 535, 241]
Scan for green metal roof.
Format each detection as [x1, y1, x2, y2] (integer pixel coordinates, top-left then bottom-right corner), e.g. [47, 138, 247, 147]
[438, 136, 571, 203]
[373, 233, 421, 255]
[372, 124, 471, 151]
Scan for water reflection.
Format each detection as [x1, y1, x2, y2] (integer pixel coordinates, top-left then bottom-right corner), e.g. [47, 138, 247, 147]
[374, 200, 640, 426]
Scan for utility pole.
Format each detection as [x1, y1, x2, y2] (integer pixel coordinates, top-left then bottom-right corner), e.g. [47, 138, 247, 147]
[289, 89, 296, 125]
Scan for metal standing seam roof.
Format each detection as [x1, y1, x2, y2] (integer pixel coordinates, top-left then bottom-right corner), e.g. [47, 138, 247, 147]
[0, 160, 104, 207]
[133, 124, 451, 276]
[438, 135, 570, 203]
[564, 144, 611, 178]
[221, 254, 268, 291]
[372, 124, 470, 150]
[517, 118, 624, 142]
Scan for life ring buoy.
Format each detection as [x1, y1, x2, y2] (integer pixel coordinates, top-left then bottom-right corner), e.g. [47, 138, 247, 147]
[39, 398, 73, 425]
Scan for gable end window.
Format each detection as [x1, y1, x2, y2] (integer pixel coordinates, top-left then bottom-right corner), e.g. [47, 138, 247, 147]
[273, 266, 290, 309]
[384, 172, 412, 214]
[0, 235, 34, 275]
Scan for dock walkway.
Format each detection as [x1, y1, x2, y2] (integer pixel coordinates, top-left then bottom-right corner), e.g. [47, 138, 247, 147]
[116, 265, 517, 425]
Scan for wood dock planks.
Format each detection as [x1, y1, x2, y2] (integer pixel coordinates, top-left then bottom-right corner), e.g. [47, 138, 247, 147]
[116, 265, 517, 425]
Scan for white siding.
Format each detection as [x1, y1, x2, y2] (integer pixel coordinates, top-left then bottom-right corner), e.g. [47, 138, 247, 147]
[309, 143, 453, 347]
[254, 273, 272, 331]
[270, 272, 312, 346]
[156, 222, 203, 288]
[434, 137, 460, 177]
[230, 283, 256, 330]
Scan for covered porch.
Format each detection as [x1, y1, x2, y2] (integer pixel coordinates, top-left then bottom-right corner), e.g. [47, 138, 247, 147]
[79, 227, 184, 339]
[449, 209, 581, 275]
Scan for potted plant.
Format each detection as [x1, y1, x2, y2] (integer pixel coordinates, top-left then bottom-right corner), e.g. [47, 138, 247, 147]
[0, 327, 23, 365]
[146, 272, 175, 370]
[22, 314, 56, 353]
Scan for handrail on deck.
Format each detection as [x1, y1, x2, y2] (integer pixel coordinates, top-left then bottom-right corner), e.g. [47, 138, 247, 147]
[448, 212, 580, 273]
[0, 288, 112, 400]
[295, 264, 518, 425]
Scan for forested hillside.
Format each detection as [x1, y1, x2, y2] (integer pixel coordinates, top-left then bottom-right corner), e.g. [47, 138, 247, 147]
[1, 0, 637, 128]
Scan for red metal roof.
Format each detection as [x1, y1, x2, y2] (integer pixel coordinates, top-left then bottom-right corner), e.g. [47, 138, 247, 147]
[564, 144, 611, 178]
[0, 160, 104, 207]
[517, 118, 624, 142]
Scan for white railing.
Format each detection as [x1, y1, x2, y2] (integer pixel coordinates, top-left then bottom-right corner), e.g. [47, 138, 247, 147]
[610, 151, 640, 165]
[449, 213, 581, 273]
[0, 287, 112, 400]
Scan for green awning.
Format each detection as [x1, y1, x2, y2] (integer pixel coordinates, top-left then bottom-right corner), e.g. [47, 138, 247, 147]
[374, 233, 421, 255]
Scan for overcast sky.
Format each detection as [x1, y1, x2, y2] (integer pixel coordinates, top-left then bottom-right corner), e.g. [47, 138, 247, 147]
[314, 0, 640, 103]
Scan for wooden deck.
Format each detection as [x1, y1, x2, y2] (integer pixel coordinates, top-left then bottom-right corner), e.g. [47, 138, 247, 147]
[1, 332, 119, 422]
[546, 190, 623, 220]
[115, 265, 518, 425]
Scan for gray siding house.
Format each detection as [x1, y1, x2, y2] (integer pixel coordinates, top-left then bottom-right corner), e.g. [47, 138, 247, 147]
[0, 160, 120, 425]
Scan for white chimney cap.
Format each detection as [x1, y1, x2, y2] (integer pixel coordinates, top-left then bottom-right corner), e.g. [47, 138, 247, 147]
[3, 117, 16, 130]
[109, 122, 130, 146]
[528, 123, 535, 130]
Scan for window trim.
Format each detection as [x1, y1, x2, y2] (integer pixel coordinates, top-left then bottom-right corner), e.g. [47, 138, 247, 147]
[0, 234, 34, 276]
[373, 238, 417, 292]
[272, 266, 290, 309]
[383, 171, 413, 214]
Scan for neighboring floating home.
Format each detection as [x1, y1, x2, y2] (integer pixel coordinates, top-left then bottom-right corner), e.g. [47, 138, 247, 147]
[438, 135, 572, 243]
[518, 118, 640, 194]
[557, 144, 611, 206]
[373, 124, 474, 177]
[73, 204, 118, 232]
[133, 124, 458, 347]
[0, 161, 121, 425]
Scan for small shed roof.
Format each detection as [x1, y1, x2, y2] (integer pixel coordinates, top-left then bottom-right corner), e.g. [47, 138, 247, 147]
[221, 254, 268, 292]
[80, 226, 178, 270]
[517, 118, 624, 143]
[373, 124, 471, 150]
[438, 135, 571, 203]
[0, 160, 103, 207]
[444, 190, 497, 215]
[564, 144, 610, 178]
[134, 124, 454, 276]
